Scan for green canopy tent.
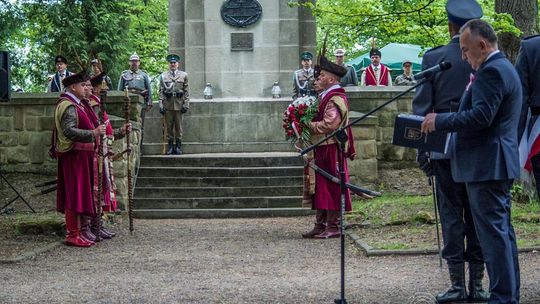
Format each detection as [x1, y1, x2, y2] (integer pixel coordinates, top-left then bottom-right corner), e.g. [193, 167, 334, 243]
[347, 43, 426, 79]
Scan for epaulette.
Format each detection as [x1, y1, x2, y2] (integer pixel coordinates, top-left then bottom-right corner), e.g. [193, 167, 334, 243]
[121, 70, 130, 74]
[523, 34, 540, 41]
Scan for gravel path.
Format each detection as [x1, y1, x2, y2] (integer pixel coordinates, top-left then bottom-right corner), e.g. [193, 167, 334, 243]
[1, 216, 539, 304]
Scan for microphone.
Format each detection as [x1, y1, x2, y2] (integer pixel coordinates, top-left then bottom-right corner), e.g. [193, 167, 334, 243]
[413, 61, 452, 81]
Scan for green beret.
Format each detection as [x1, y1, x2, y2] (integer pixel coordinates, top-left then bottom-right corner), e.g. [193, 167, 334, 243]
[166, 54, 181, 63]
[300, 51, 313, 60]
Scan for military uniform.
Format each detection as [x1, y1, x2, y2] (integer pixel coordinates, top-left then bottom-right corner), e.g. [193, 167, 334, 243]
[413, 1, 489, 303]
[117, 69, 152, 106]
[292, 51, 316, 99]
[159, 54, 189, 154]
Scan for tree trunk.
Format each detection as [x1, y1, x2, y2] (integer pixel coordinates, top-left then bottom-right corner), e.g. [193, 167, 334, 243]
[495, 0, 538, 63]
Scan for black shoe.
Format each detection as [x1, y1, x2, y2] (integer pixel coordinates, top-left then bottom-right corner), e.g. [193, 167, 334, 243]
[175, 140, 183, 155]
[167, 139, 174, 155]
[468, 263, 490, 302]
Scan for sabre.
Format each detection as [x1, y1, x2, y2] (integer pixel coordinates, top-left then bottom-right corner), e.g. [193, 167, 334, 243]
[429, 176, 443, 267]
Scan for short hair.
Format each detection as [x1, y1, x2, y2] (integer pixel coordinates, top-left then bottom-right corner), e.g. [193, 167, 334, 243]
[460, 19, 498, 45]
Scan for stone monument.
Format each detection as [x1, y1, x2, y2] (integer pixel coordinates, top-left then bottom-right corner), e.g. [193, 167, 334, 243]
[168, 0, 316, 98]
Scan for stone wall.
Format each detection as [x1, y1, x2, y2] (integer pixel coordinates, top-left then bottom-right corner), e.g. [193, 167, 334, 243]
[0, 92, 143, 210]
[346, 86, 417, 166]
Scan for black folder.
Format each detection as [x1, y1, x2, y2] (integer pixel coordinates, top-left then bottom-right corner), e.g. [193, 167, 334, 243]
[392, 114, 450, 153]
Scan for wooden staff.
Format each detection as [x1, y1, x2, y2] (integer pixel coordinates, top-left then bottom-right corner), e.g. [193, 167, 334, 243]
[95, 79, 108, 241]
[124, 87, 134, 232]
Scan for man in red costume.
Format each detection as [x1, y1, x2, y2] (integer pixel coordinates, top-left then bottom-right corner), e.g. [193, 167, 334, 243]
[360, 48, 392, 86]
[302, 56, 356, 239]
[53, 71, 106, 247]
[78, 73, 131, 242]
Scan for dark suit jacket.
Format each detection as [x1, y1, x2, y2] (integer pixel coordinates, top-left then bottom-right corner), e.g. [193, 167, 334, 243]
[516, 35, 540, 139]
[413, 37, 474, 116]
[435, 52, 522, 183]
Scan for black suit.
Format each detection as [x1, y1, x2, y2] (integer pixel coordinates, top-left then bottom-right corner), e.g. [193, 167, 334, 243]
[436, 51, 521, 304]
[516, 35, 540, 196]
[412, 37, 483, 268]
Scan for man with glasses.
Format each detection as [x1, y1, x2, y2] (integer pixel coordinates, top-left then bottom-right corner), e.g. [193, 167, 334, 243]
[394, 60, 417, 86]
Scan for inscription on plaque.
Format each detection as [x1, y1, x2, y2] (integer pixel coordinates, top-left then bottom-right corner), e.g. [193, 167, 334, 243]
[221, 0, 263, 28]
[231, 33, 253, 51]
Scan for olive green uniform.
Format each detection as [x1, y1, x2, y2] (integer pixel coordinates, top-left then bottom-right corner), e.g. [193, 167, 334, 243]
[117, 69, 152, 106]
[159, 69, 189, 141]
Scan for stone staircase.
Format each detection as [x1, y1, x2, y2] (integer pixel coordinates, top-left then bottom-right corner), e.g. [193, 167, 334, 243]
[133, 152, 311, 218]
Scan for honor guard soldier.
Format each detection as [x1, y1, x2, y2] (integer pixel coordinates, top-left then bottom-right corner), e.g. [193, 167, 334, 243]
[334, 48, 358, 87]
[292, 51, 316, 99]
[159, 54, 189, 155]
[47, 55, 72, 92]
[117, 53, 152, 109]
[413, 1, 489, 303]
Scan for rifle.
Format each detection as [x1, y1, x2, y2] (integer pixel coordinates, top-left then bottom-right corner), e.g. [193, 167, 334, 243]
[124, 87, 134, 232]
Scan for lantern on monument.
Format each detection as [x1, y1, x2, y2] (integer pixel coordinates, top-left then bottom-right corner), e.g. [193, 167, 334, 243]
[271, 82, 281, 98]
[203, 83, 213, 100]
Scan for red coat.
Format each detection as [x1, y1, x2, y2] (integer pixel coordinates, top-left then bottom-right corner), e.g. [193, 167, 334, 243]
[364, 64, 390, 86]
[310, 87, 355, 211]
[56, 93, 99, 215]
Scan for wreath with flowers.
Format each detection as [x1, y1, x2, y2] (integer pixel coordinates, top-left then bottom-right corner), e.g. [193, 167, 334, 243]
[282, 95, 319, 148]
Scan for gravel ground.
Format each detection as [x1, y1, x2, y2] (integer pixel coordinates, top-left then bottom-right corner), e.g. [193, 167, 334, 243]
[1, 216, 539, 304]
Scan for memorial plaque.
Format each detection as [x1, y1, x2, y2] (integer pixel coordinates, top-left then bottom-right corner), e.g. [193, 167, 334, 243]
[221, 0, 263, 28]
[231, 33, 253, 51]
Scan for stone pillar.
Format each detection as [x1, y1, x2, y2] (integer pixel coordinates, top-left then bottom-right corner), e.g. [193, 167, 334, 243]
[168, 0, 185, 66]
[185, 0, 205, 97]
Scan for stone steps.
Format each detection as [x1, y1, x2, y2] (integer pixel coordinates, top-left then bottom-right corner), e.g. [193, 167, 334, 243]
[142, 142, 294, 154]
[136, 176, 303, 187]
[133, 152, 310, 218]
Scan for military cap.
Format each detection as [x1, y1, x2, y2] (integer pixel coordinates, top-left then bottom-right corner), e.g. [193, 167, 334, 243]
[369, 48, 381, 57]
[316, 56, 347, 78]
[446, 0, 483, 26]
[90, 72, 107, 87]
[402, 60, 412, 66]
[62, 70, 89, 87]
[334, 48, 346, 56]
[55, 55, 68, 64]
[300, 51, 313, 60]
[129, 53, 140, 61]
[91, 59, 99, 64]
[166, 54, 181, 63]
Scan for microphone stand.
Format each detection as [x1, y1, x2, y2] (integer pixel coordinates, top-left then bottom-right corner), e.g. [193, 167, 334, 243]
[300, 77, 430, 304]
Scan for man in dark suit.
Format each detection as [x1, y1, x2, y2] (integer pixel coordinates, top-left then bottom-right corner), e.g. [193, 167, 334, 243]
[422, 19, 521, 304]
[413, 1, 488, 302]
[47, 55, 72, 92]
[516, 35, 540, 197]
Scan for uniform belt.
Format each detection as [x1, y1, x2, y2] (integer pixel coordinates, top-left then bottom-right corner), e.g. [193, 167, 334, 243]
[165, 92, 183, 98]
[434, 108, 454, 113]
[531, 107, 540, 116]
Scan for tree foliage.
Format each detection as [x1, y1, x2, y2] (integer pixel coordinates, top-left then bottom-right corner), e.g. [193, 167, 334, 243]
[290, 0, 536, 60]
[1, 0, 168, 92]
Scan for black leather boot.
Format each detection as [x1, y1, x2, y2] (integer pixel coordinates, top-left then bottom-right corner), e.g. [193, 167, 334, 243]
[468, 263, 490, 302]
[167, 139, 174, 155]
[435, 263, 468, 303]
[175, 139, 183, 155]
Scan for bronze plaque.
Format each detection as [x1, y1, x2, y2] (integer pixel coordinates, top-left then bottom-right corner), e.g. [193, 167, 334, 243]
[221, 0, 263, 28]
[231, 33, 253, 51]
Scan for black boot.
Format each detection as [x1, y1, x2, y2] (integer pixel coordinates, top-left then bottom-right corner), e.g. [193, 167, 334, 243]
[468, 263, 490, 302]
[175, 139, 183, 155]
[436, 263, 468, 303]
[167, 139, 174, 155]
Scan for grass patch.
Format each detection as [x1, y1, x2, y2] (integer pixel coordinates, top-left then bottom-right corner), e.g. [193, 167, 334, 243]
[348, 193, 540, 250]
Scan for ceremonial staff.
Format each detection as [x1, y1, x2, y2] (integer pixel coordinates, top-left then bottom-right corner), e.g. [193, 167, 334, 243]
[124, 87, 134, 232]
[95, 79, 108, 241]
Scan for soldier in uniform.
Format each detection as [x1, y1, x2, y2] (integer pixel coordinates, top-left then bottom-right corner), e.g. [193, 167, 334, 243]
[159, 54, 189, 155]
[394, 60, 417, 86]
[47, 55, 72, 93]
[334, 48, 358, 87]
[292, 51, 316, 99]
[117, 53, 152, 109]
[413, 1, 489, 303]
